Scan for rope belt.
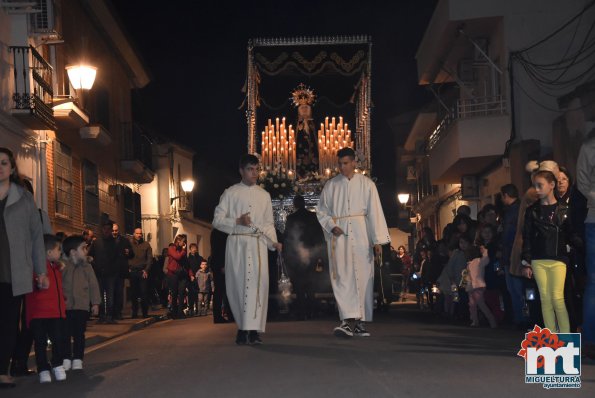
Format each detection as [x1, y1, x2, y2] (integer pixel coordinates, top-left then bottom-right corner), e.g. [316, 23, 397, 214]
[330, 214, 366, 279]
[231, 233, 262, 319]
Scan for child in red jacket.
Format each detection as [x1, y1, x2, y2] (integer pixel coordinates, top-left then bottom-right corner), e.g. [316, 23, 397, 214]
[26, 234, 67, 384]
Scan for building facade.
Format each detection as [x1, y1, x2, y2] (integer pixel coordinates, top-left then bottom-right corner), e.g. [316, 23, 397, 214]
[398, 0, 595, 239]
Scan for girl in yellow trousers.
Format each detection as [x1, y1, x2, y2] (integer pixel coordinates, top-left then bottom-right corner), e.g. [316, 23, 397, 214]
[521, 161, 575, 333]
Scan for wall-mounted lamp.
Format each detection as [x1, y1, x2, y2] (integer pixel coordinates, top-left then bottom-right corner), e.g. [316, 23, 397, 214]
[397, 193, 410, 205]
[66, 64, 97, 90]
[171, 179, 195, 207]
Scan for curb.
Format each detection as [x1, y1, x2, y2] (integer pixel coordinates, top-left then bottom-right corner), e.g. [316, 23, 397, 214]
[85, 313, 169, 348]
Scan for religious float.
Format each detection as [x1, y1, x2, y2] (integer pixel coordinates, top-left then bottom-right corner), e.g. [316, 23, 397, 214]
[243, 35, 373, 232]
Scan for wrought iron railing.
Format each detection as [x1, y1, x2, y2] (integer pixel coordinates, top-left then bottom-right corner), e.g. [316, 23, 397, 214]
[121, 122, 154, 171]
[10, 45, 55, 129]
[426, 95, 507, 152]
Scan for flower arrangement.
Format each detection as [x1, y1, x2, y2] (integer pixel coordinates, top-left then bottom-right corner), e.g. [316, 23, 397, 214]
[258, 171, 295, 200]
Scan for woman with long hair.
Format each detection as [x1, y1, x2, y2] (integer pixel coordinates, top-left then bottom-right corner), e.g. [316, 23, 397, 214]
[0, 148, 46, 387]
[165, 234, 188, 318]
[522, 162, 573, 333]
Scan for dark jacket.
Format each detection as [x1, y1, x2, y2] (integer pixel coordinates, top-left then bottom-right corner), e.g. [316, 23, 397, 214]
[501, 200, 520, 268]
[522, 201, 572, 263]
[89, 236, 118, 277]
[129, 238, 152, 272]
[187, 253, 203, 277]
[115, 235, 134, 277]
[283, 208, 326, 269]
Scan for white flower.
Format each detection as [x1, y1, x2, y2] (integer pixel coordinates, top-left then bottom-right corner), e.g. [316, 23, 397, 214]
[274, 184, 279, 188]
[281, 183, 286, 187]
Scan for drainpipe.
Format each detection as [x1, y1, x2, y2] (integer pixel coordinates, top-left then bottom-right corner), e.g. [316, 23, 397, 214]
[38, 132, 50, 212]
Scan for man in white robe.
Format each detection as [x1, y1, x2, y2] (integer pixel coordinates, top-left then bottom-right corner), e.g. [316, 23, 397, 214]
[213, 154, 282, 345]
[317, 147, 390, 337]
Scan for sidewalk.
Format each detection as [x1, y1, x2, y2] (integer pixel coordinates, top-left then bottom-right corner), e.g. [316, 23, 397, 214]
[84, 307, 170, 348]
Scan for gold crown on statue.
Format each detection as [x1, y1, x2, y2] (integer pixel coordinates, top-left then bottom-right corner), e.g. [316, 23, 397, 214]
[291, 83, 315, 107]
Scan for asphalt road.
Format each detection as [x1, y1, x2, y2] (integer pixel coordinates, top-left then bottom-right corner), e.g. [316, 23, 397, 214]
[5, 306, 594, 398]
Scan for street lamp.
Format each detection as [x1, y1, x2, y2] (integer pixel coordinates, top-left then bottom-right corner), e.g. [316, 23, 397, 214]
[397, 193, 410, 205]
[66, 64, 97, 111]
[66, 64, 97, 90]
[171, 179, 195, 207]
[180, 179, 195, 193]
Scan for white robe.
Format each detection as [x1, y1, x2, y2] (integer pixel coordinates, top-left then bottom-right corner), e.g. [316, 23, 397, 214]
[212, 182, 278, 332]
[316, 173, 390, 322]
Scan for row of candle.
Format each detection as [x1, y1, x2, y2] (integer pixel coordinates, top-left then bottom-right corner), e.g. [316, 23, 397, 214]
[261, 117, 296, 178]
[318, 116, 353, 175]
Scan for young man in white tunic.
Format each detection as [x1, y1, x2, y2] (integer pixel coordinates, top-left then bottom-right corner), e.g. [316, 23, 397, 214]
[213, 154, 282, 345]
[317, 147, 390, 337]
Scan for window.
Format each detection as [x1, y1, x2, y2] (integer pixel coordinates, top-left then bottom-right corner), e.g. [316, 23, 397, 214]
[54, 141, 73, 218]
[94, 88, 110, 130]
[30, 0, 55, 33]
[123, 186, 142, 235]
[82, 160, 99, 225]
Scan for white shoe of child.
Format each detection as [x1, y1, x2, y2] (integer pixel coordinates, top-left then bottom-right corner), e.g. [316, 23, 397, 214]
[52, 365, 67, 381]
[72, 359, 83, 370]
[63, 359, 72, 371]
[39, 370, 51, 383]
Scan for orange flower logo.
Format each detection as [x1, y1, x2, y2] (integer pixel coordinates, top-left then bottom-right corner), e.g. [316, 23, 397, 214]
[517, 325, 566, 368]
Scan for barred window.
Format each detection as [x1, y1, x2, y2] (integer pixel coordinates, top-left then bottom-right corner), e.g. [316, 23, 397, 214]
[54, 141, 72, 218]
[82, 160, 99, 225]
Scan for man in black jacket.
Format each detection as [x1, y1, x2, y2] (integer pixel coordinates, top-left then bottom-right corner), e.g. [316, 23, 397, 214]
[283, 195, 326, 320]
[112, 223, 134, 320]
[186, 243, 203, 316]
[89, 220, 119, 323]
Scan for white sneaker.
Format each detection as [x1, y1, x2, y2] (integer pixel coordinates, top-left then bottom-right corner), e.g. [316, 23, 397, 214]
[39, 370, 51, 383]
[52, 366, 67, 381]
[63, 359, 72, 371]
[72, 359, 83, 370]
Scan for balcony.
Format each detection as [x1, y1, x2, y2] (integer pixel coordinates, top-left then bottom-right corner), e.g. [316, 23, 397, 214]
[119, 123, 154, 184]
[53, 96, 90, 129]
[9, 46, 56, 130]
[426, 96, 510, 183]
[79, 124, 112, 146]
[416, 0, 504, 85]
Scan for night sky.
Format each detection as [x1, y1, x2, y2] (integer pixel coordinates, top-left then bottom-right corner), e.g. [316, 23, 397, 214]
[111, 0, 437, 226]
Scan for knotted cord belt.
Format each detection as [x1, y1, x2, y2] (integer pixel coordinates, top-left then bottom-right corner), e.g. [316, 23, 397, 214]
[231, 232, 262, 319]
[330, 214, 366, 279]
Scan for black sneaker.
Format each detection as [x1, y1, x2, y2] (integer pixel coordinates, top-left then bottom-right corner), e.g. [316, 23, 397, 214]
[235, 330, 248, 345]
[353, 322, 370, 337]
[248, 331, 263, 345]
[333, 321, 354, 338]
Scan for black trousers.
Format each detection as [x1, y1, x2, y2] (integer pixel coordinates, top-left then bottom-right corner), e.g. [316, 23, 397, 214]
[130, 271, 148, 316]
[98, 276, 116, 320]
[187, 280, 198, 311]
[211, 269, 227, 321]
[166, 274, 187, 315]
[0, 283, 21, 375]
[113, 276, 124, 318]
[64, 310, 88, 361]
[11, 296, 33, 370]
[30, 318, 65, 372]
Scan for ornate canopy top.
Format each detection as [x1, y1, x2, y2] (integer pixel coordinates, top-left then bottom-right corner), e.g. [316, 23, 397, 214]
[250, 35, 372, 48]
[291, 83, 315, 107]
